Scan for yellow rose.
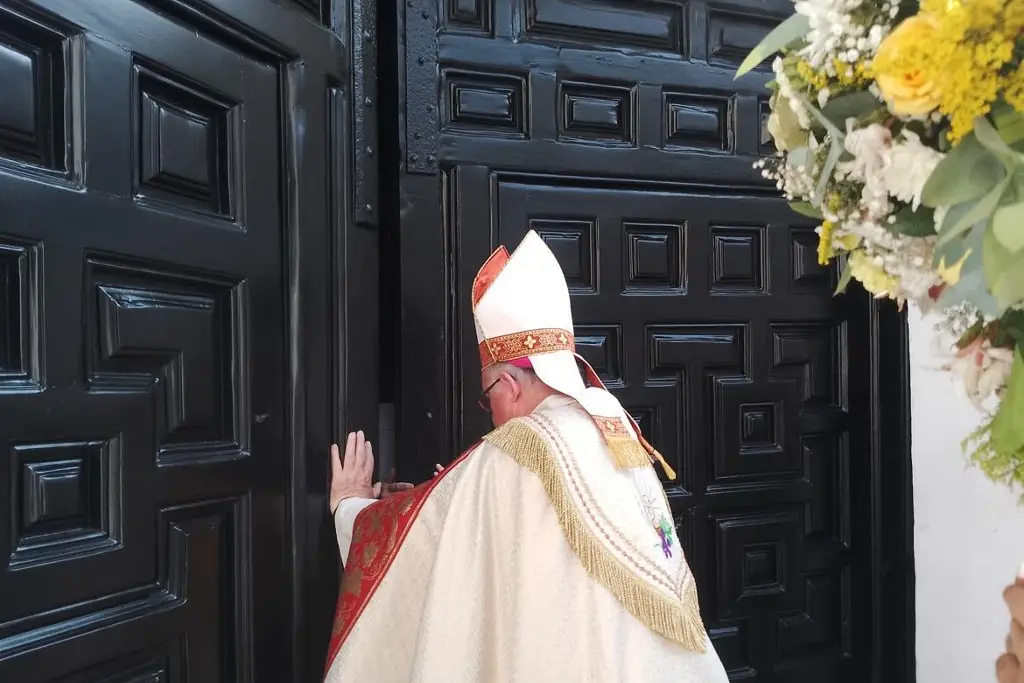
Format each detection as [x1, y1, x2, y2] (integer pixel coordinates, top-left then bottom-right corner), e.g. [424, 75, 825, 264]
[873, 14, 942, 117]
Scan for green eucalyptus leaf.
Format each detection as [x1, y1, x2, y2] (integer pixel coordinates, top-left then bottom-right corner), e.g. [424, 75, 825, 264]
[803, 98, 843, 141]
[937, 174, 1010, 247]
[992, 101, 1024, 146]
[789, 201, 823, 219]
[735, 14, 810, 78]
[974, 116, 1020, 171]
[933, 233, 969, 270]
[988, 350, 1024, 455]
[992, 253, 1024, 310]
[937, 224, 1002, 315]
[921, 134, 1004, 208]
[834, 258, 853, 295]
[991, 200, 1024, 252]
[820, 91, 884, 127]
[888, 205, 936, 237]
[980, 227, 1024, 310]
[813, 139, 844, 206]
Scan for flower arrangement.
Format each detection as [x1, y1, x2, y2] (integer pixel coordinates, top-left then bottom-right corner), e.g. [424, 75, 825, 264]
[737, 0, 1024, 493]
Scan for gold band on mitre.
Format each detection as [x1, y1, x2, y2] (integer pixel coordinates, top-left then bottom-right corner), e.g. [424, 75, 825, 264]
[478, 328, 575, 369]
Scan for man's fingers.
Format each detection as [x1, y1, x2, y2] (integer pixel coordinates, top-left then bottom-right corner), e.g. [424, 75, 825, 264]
[1011, 615, 1024, 660]
[354, 431, 366, 468]
[342, 432, 357, 470]
[372, 482, 382, 498]
[996, 653, 1019, 683]
[362, 441, 375, 482]
[1006, 584, 1024, 626]
[330, 444, 341, 477]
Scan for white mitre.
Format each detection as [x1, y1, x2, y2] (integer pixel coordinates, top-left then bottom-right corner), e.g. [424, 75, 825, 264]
[472, 230, 674, 478]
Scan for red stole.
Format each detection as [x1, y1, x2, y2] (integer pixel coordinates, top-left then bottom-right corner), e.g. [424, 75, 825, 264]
[324, 443, 481, 675]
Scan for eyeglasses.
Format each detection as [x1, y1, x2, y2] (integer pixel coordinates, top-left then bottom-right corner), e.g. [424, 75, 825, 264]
[477, 378, 500, 412]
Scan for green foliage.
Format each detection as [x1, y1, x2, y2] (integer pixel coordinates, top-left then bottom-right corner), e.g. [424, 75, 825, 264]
[888, 205, 936, 237]
[735, 14, 810, 78]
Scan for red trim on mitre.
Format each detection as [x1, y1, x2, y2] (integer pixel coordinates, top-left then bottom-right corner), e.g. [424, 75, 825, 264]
[324, 443, 481, 675]
[472, 246, 510, 309]
[478, 328, 575, 368]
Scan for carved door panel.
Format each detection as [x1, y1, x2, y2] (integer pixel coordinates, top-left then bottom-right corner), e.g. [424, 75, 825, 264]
[0, 0, 376, 681]
[396, 0, 907, 680]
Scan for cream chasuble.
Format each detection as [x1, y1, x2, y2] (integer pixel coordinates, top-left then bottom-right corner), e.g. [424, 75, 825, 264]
[324, 395, 729, 683]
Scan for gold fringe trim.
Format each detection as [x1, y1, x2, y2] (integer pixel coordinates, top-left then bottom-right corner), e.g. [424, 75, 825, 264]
[607, 436, 656, 470]
[484, 420, 708, 652]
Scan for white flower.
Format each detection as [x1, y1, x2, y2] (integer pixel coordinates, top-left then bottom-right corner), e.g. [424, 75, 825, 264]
[837, 121, 890, 182]
[794, 0, 894, 73]
[882, 131, 944, 210]
[941, 337, 1014, 409]
[772, 57, 811, 129]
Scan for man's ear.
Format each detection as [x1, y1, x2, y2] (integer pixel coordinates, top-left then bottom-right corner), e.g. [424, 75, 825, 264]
[502, 371, 523, 400]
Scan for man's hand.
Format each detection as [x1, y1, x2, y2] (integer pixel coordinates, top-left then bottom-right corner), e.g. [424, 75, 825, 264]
[997, 568, 1024, 683]
[329, 431, 376, 514]
[378, 467, 414, 499]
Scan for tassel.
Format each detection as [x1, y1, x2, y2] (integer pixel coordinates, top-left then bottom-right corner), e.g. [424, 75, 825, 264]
[650, 448, 676, 481]
[606, 437, 655, 470]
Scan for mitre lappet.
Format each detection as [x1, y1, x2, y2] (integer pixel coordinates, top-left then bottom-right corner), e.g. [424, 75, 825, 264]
[472, 230, 676, 480]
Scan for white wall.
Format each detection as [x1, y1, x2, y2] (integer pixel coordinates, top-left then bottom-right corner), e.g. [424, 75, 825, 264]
[909, 308, 1024, 681]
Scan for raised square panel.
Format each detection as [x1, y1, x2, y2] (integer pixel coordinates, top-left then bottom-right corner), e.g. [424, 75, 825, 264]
[133, 60, 241, 221]
[85, 256, 249, 466]
[663, 93, 731, 152]
[623, 221, 685, 293]
[770, 322, 840, 408]
[529, 218, 597, 293]
[712, 509, 802, 620]
[741, 402, 776, 446]
[710, 224, 767, 295]
[574, 324, 622, 385]
[9, 438, 122, 570]
[558, 81, 635, 145]
[710, 378, 800, 481]
[707, 9, 780, 71]
[0, 236, 43, 392]
[791, 227, 834, 288]
[442, 70, 527, 138]
[647, 324, 745, 375]
[0, 5, 69, 172]
[444, 0, 493, 34]
[522, 0, 686, 54]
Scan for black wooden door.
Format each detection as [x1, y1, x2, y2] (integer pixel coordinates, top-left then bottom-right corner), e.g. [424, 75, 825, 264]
[0, 0, 378, 681]
[393, 0, 914, 680]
